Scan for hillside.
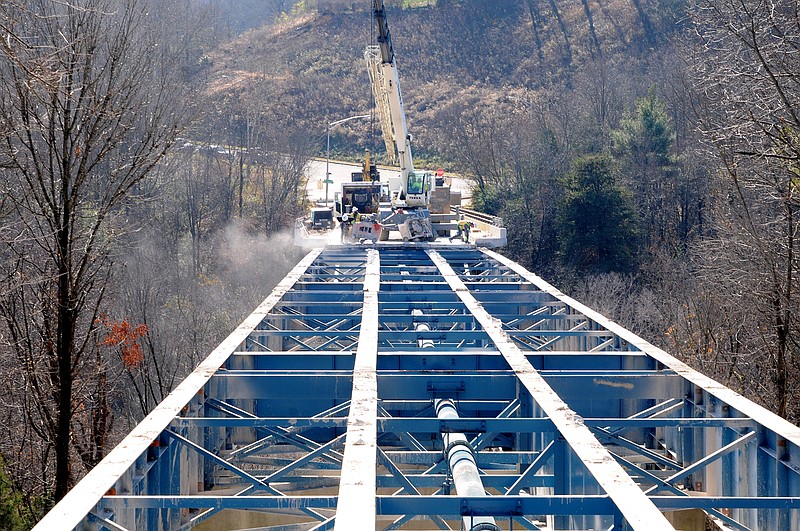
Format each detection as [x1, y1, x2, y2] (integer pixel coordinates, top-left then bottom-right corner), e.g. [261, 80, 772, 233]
[198, 0, 685, 162]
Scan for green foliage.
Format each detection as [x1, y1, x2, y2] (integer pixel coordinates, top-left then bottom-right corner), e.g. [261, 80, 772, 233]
[0, 458, 37, 530]
[470, 185, 504, 216]
[558, 154, 639, 274]
[612, 88, 684, 250]
[613, 88, 674, 167]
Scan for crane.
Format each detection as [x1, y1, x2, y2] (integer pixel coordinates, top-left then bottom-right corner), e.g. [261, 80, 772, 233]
[366, 0, 436, 241]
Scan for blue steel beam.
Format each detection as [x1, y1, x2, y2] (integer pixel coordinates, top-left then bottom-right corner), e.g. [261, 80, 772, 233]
[34, 244, 800, 530]
[173, 416, 757, 432]
[96, 494, 800, 512]
[427, 249, 674, 529]
[32, 249, 324, 531]
[376, 449, 452, 530]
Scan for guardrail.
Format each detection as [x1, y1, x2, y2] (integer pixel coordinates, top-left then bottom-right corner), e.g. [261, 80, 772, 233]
[456, 206, 506, 248]
[458, 206, 504, 228]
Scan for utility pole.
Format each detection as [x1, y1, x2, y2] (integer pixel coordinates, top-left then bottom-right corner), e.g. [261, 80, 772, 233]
[325, 114, 370, 205]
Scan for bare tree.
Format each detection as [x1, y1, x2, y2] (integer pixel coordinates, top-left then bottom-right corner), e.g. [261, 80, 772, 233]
[690, 0, 800, 419]
[255, 128, 314, 236]
[0, 0, 183, 500]
[435, 92, 573, 272]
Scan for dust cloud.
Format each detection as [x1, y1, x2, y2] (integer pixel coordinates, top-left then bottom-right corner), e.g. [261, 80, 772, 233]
[213, 221, 305, 315]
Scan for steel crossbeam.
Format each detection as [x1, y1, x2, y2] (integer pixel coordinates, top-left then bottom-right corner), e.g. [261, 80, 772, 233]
[35, 244, 800, 531]
[427, 249, 673, 529]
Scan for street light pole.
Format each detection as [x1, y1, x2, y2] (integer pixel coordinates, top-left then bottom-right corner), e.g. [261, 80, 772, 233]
[325, 113, 371, 205]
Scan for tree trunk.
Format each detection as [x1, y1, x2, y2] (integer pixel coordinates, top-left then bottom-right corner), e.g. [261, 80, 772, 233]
[546, 0, 572, 67]
[524, 0, 544, 66]
[580, 0, 601, 58]
[55, 217, 75, 499]
[775, 204, 793, 418]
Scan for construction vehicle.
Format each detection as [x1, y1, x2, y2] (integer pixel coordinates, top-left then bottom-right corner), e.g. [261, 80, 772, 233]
[306, 207, 334, 231]
[365, 0, 436, 241]
[349, 149, 380, 182]
[296, 1, 506, 248]
[334, 180, 388, 219]
[333, 150, 389, 219]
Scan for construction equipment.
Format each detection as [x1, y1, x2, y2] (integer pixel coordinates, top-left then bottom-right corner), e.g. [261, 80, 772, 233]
[334, 150, 389, 219]
[306, 207, 334, 230]
[296, 2, 506, 249]
[365, 0, 435, 241]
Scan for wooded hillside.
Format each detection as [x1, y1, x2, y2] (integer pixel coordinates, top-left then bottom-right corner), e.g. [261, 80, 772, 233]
[1, 0, 799, 526]
[200, 0, 683, 156]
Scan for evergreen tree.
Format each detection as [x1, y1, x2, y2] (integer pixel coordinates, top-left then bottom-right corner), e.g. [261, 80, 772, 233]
[613, 88, 678, 249]
[558, 154, 639, 273]
[0, 458, 36, 530]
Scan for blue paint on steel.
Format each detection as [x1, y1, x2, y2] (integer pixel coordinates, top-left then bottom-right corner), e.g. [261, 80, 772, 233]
[35, 245, 800, 531]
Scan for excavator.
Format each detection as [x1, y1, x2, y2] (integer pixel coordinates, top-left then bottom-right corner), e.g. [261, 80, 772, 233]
[365, 0, 436, 242]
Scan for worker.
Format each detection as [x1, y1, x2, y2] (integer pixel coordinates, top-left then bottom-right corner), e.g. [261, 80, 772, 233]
[340, 211, 353, 243]
[352, 207, 360, 222]
[449, 216, 472, 243]
[408, 173, 424, 195]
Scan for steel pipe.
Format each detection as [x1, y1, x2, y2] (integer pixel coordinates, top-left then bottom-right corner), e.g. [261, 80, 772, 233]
[435, 399, 500, 531]
[413, 308, 434, 349]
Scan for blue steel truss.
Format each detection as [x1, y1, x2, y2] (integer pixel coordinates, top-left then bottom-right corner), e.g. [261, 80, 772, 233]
[35, 244, 800, 530]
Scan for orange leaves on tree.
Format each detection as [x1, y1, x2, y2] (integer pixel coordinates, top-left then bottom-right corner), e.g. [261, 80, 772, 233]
[98, 314, 148, 369]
